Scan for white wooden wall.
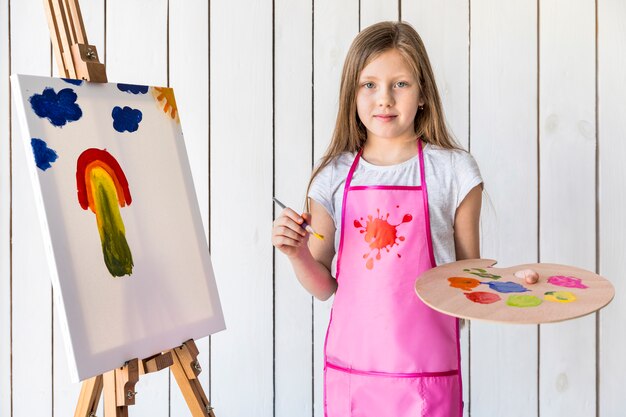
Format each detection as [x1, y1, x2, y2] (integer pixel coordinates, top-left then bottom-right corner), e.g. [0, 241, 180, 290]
[1, 1, 625, 416]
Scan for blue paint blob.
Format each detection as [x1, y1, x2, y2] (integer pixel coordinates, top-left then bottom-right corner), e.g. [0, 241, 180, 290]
[62, 78, 83, 86]
[29, 87, 82, 127]
[31, 138, 58, 171]
[483, 281, 530, 294]
[112, 106, 142, 133]
[117, 83, 149, 94]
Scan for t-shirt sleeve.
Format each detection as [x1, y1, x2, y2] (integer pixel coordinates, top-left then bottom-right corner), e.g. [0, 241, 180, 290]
[454, 151, 483, 208]
[307, 160, 335, 219]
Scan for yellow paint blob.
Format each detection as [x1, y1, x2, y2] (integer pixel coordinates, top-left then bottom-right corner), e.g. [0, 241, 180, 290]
[90, 167, 126, 236]
[544, 291, 577, 303]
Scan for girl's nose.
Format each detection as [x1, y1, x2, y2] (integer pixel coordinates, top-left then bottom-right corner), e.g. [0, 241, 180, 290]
[377, 88, 394, 107]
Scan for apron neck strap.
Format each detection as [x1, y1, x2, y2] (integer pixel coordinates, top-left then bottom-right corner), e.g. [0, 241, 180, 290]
[348, 138, 424, 188]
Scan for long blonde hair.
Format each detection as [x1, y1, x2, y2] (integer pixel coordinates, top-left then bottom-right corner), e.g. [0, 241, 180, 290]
[307, 21, 460, 206]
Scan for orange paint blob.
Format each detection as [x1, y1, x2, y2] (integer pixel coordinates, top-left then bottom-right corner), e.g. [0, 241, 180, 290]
[354, 209, 412, 270]
[448, 277, 481, 291]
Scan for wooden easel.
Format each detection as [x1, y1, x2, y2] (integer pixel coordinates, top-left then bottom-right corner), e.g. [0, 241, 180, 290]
[75, 340, 215, 417]
[42, 1, 216, 416]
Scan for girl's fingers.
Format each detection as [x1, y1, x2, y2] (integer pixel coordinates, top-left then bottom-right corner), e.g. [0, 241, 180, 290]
[272, 235, 303, 251]
[280, 207, 305, 225]
[273, 214, 307, 236]
[274, 225, 304, 242]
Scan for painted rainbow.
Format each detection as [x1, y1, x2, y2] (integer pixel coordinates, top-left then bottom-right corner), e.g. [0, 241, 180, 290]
[76, 148, 133, 277]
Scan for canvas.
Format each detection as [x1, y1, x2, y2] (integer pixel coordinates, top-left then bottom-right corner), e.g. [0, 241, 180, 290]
[10, 74, 225, 382]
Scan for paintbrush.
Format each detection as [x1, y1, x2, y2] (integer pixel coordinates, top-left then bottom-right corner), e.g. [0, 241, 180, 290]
[272, 197, 325, 240]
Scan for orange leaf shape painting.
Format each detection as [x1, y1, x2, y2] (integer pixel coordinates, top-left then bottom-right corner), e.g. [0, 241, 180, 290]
[354, 209, 412, 270]
[77, 148, 133, 277]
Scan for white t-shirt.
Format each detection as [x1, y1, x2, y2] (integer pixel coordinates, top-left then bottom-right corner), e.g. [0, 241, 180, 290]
[308, 143, 483, 274]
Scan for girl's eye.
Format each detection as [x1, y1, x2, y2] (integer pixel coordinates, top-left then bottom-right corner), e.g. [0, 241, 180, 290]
[396, 81, 408, 88]
[363, 82, 375, 89]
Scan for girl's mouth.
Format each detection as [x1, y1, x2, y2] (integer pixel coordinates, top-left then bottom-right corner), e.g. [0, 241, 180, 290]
[374, 115, 397, 122]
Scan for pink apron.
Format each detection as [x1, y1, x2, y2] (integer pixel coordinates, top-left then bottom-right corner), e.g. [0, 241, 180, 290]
[323, 140, 462, 417]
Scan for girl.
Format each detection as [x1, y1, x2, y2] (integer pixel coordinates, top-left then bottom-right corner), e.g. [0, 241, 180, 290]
[272, 21, 482, 417]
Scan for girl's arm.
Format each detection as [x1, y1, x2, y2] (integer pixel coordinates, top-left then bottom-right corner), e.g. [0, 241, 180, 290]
[272, 199, 337, 301]
[453, 184, 483, 260]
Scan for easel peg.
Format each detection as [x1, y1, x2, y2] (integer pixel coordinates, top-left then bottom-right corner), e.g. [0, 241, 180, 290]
[176, 340, 202, 379]
[141, 351, 174, 374]
[116, 359, 139, 406]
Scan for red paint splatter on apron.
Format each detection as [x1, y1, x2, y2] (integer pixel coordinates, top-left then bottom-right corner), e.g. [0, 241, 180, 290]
[353, 208, 412, 270]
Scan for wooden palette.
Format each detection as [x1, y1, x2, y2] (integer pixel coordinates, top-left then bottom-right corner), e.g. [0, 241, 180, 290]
[415, 259, 615, 324]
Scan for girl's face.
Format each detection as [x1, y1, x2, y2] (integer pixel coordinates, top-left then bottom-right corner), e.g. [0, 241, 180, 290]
[356, 49, 424, 143]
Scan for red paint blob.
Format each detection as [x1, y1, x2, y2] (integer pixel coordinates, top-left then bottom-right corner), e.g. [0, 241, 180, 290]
[465, 292, 501, 304]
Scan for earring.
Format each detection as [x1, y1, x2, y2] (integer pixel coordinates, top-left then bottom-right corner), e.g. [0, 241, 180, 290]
[418, 105, 424, 111]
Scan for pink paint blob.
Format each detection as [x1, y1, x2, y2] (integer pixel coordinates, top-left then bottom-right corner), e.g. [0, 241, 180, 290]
[547, 275, 588, 289]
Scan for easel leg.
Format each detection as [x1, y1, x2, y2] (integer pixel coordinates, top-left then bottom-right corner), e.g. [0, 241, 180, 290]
[103, 370, 126, 417]
[103, 359, 139, 417]
[74, 375, 103, 417]
[170, 340, 216, 417]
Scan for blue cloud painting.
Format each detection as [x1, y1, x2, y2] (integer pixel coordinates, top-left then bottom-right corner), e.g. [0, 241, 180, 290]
[117, 83, 149, 95]
[112, 106, 142, 133]
[62, 78, 84, 86]
[29, 87, 83, 127]
[31, 138, 59, 171]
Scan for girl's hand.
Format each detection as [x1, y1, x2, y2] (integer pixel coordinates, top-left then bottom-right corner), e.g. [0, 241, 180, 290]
[272, 208, 311, 258]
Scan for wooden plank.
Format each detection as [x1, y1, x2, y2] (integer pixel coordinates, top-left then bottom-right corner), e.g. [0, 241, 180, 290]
[0, 0, 11, 414]
[360, 0, 398, 29]
[598, 0, 626, 415]
[539, 0, 596, 415]
[274, 0, 313, 415]
[168, 2, 210, 413]
[469, 1, 538, 415]
[106, 0, 168, 86]
[313, 1, 358, 416]
[402, 2, 469, 150]
[210, 0, 273, 415]
[51, 2, 105, 415]
[169, 0, 209, 233]
[105, 2, 170, 416]
[9, 0, 54, 415]
[401, 3, 470, 414]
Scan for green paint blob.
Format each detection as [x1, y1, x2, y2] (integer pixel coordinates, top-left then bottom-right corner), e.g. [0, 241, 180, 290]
[506, 294, 542, 308]
[464, 267, 501, 280]
[95, 182, 133, 277]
